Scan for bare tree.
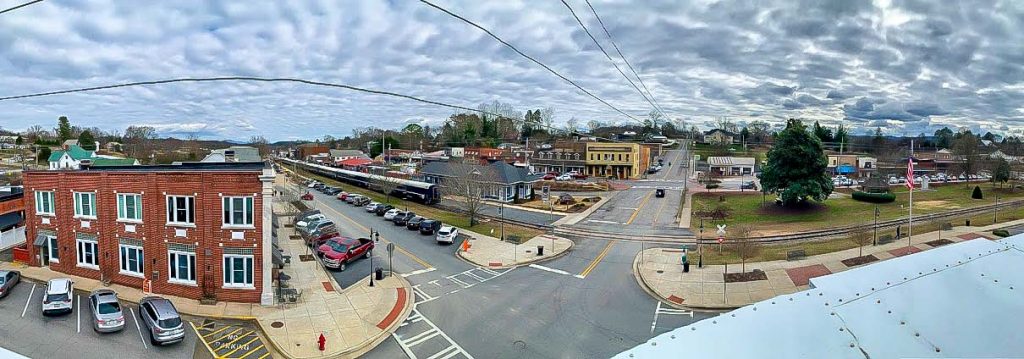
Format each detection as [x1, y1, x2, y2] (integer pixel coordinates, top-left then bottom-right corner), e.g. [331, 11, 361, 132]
[123, 125, 157, 160]
[848, 226, 872, 258]
[565, 117, 579, 135]
[730, 225, 759, 272]
[437, 162, 497, 226]
[373, 172, 404, 204]
[185, 132, 201, 160]
[587, 120, 602, 134]
[539, 107, 555, 133]
[248, 135, 269, 157]
[715, 117, 738, 133]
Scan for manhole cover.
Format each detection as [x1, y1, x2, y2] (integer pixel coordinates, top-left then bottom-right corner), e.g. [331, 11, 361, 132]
[271, 321, 284, 328]
[299, 254, 314, 262]
[513, 340, 526, 350]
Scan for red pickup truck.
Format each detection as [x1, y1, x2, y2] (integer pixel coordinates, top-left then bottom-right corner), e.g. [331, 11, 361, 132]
[318, 237, 375, 271]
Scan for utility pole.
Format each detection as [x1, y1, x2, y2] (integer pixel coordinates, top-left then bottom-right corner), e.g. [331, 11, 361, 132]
[873, 206, 879, 246]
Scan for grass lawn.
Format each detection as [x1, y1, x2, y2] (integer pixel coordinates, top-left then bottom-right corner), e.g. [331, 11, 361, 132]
[692, 202, 1024, 265]
[285, 166, 544, 243]
[692, 181, 1024, 235]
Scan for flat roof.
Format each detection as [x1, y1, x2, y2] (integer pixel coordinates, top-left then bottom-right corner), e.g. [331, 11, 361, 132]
[27, 161, 266, 173]
[615, 235, 1024, 359]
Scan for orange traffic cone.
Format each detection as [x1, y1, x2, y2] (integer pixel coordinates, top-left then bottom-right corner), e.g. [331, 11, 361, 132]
[461, 239, 471, 252]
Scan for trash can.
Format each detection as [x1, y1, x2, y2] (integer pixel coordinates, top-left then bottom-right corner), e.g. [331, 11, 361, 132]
[683, 261, 690, 273]
[536, 245, 544, 256]
[375, 267, 384, 280]
[966, 219, 971, 226]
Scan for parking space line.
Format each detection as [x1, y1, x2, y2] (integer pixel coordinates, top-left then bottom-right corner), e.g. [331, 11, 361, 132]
[478, 267, 500, 276]
[426, 345, 459, 359]
[77, 295, 81, 333]
[239, 344, 266, 359]
[131, 308, 148, 349]
[626, 191, 654, 225]
[401, 268, 437, 278]
[21, 283, 35, 317]
[257, 352, 270, 359]
[464, 271, 485, 281]
[578, 240, 617, 279]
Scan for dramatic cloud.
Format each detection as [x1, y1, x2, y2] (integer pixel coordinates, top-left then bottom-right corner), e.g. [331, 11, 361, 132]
[1, 0, 1023, 140]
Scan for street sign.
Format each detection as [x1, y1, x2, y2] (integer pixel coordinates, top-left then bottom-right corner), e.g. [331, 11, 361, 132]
[386, 242, 395, 255]
[716, 224, 727, 235]
[717, 237, 724, 244]
[541, 185, 550, 200]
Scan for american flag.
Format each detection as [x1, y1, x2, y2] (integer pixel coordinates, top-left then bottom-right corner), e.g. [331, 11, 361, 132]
[906, 157, 915, 189]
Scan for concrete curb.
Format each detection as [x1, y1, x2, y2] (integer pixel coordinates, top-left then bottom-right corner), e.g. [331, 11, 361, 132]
[631, 250, 739, 312]
[455, 237, 575, 270]
[554, 194, 614, 226]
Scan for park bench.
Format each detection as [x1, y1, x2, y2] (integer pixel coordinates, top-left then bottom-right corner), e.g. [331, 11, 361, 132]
[786, 249, 807, 261]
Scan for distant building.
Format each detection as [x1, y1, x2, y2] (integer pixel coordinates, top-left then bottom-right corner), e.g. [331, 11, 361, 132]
[703, 129, 736, 144]
[337, 158, 374, 171]
[48, 144, 139, 170]
[585, 143, 652, 179]
[329, 149, 369, 164]
[420, 161, 540, 203]
[532, 141, 586, 174]
[202, 146, 262, 163]
[857, 156, 877, 177]
[444, 147, 465, 158]
[707, 156, 755, 176]
[297, 144, 329, 161]
[464, 147, 513, 165]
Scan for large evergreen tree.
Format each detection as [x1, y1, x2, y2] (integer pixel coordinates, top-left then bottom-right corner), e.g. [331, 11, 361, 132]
[78, 130, 96, 150]
[56, 116, 73, 142]
[759, 119, 833, 206]
[812, 120, 833, 144]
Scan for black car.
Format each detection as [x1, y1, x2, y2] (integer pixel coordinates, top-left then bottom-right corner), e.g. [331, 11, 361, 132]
[740, 181, 758, 190]
[419, 219, 441, 235]
[406, 216, 425, 230]
[655, 188, 665, 197]
[374, 204, 394, 216]
[314, 183, 327, 191]
[393, 212, 416, 226]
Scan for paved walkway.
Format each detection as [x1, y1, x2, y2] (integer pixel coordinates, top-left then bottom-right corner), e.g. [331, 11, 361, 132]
[635, 218, 1023, 310]
[457, 231, 573, 269]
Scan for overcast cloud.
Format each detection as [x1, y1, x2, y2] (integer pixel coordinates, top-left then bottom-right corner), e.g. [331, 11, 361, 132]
[1, 0, 1023, 140]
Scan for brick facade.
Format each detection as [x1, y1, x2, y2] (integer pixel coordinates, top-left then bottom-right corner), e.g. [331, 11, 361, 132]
[23, 166, 271, 303]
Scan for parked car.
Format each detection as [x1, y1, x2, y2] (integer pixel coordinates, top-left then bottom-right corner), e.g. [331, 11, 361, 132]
[301, 192, 314, 201]
[305, 226, 340, 248]
[138, 296, 185, 345]
[436, 226, 458, 244]
[88, 289, 125, 333]
[0, 270, 20, 298]
[319, 237, 375, 271]
[336, 191, 349, 201]
[569, 171, 588, 179]
[297, 217, 330, 234]
[353, 196, 371, 206]
[556, 174, 572, 181]
[419, 219, 442, 235]
[393, 212, 417, 226]
[344, 194, 361, 204]
[740, 181, 757, 190]
[365, 202, 381, 212]
[384, 209, 404, 220]
[375, 204, 395, 216]
[295, 214, 327, 229]
[542, 174, 556, 180]
[647, 167, 658, 174]
[307, 182, 318, 188]
[325, 187, 342, 195]
[301, 221, 336, 240]
[406, 216, 426, 230]
[294, 209, 321, 224]
[42, 278, 74, 315]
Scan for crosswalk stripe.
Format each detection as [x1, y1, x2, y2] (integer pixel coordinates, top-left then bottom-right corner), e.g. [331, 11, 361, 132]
[426, 345, 460, 359]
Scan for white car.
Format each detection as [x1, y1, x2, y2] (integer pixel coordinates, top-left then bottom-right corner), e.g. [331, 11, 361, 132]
[42, 278, 74, 315]
[384, 209, 404, 220]
[364, 202, 380, 212]
[436, 226, 458, 244]
[296, 214, 327, 229]
[307, 182, 318, 188]
[556, 174, 572, 181]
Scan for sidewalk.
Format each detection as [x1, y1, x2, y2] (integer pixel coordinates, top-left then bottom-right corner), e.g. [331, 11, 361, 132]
[635, 218, 1024, 310]
[457, 231, 573, 269]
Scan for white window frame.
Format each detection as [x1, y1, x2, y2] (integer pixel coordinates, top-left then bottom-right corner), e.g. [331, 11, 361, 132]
[76, 237, 99, 269]
[117, 193, 143, 222]
[166, 195, 195, 226]
[222, 196, 255, 228]
[35, 191, 55, 215]
[47, 235, 59, 263]
[222, 254, 254, 288]
[167, 250, 196, 285]
[119, 244, 144, 277]
[74, 192, 97, 219]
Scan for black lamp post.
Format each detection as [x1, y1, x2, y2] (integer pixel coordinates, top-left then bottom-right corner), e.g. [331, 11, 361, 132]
[369, 229, 375, 287]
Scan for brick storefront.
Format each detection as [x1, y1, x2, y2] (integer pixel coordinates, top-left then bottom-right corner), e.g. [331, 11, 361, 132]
[23, 162, 274, 304]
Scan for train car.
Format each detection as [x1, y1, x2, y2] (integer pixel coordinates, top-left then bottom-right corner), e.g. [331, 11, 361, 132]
[277, 158, 439, 204]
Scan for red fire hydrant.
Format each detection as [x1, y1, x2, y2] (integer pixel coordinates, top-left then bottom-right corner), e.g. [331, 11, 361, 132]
[318, 333, 326, 352]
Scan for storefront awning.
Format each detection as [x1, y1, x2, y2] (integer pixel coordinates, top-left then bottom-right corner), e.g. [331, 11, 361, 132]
[33, 233, 47, 247]
[837, 164, 856, 174]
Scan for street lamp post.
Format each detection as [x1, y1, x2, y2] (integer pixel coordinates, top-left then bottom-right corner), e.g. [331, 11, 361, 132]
[994, 195, 1000, 223]
[873, 206, 880, 246]
[698, 218, 704, 268]
[369, 228, 375, 287]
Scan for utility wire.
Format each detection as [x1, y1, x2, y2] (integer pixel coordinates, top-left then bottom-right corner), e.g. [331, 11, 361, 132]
[0, 0, 43, 15]
[419, 0, 643, 123]
[583, 0, 667, 117]
[559, 0, 663, 119]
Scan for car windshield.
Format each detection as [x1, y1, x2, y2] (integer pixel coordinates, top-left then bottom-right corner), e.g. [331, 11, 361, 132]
[327, 241, 350, 252]
[46, 293, 68, 302]
[0, 277, 5, 285]
[158, 317, 182, 328]
[98, 301, 120, 314]
[438, 230, 449, 236]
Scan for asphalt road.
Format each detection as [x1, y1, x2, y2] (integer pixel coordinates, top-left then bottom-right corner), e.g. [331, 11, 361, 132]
[299, 183, 713, 359]
[476, 202, 563, 226]
[0, 277, 199, 358]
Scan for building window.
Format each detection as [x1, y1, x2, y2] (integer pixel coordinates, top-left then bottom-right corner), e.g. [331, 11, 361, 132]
[119, 244, 144, 276]
[222, 196, 255, 227]
[117, 193, 143, 221]
[76, 236, 99, 269]
[35, 191, 55, 215]
[167, 250, 196, 284]
[223, 254, 254, 288]
[74, 192, 97, 218]
[166, 195, 195, 225]
[47, 235, 59, 262]
[626, 154, 630, 162]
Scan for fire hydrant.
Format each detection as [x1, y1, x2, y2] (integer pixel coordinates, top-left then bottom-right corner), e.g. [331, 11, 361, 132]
[318, 333, 326, 352]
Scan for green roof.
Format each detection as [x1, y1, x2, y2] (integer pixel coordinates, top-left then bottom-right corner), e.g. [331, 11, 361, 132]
[91, 158, 138, 166]
[48, 144, 93, 162]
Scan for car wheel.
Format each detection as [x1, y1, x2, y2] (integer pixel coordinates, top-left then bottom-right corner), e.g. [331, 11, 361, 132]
[339, 262, 346, 271]
[365, 251, 371, 259]
[150, 331, 160, 345]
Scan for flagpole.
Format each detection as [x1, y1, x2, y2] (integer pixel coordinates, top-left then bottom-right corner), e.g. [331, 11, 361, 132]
[908, 139, 914, 249]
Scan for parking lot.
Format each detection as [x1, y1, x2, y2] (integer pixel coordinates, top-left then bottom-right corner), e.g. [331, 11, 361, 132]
[0, 277, 197, 358]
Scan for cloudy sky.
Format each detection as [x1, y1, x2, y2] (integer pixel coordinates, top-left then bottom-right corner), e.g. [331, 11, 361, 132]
[1, 0, 1023, 141]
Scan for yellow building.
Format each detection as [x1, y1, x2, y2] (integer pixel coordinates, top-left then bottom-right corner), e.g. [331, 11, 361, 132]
[585, 143, 651, 179]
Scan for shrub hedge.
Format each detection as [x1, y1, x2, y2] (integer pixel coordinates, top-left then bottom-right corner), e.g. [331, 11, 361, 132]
[851, 191, 896, 203]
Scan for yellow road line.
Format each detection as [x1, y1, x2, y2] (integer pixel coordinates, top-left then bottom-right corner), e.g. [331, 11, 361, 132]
[578, 240, 617, 278]
[214, 330, 254, 352]
[188, 322, 219, 358]
[257, 350, 271, 359]
[651, 190, 670, 227]
[221, 336, 261, 358]
[626, 191, 655, 225]
[316, 198, 434, 269]
[201, 324, 232, 339]
[210, 328, 244, 344]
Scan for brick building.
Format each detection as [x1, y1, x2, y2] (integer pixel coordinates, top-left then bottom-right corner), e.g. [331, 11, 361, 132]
[23, 162, 275, 305]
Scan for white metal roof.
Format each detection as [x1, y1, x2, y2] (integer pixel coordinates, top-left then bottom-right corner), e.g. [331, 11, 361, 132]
[707, 156, 755, 166]
[615, 235, 1024, 359]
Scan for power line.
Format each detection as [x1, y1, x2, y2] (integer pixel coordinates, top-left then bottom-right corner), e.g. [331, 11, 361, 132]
[583, 0, 667, 117]
[0, 0, 43, 15]
[419, 0, 643, 123]
[559, 0, 663, 119]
